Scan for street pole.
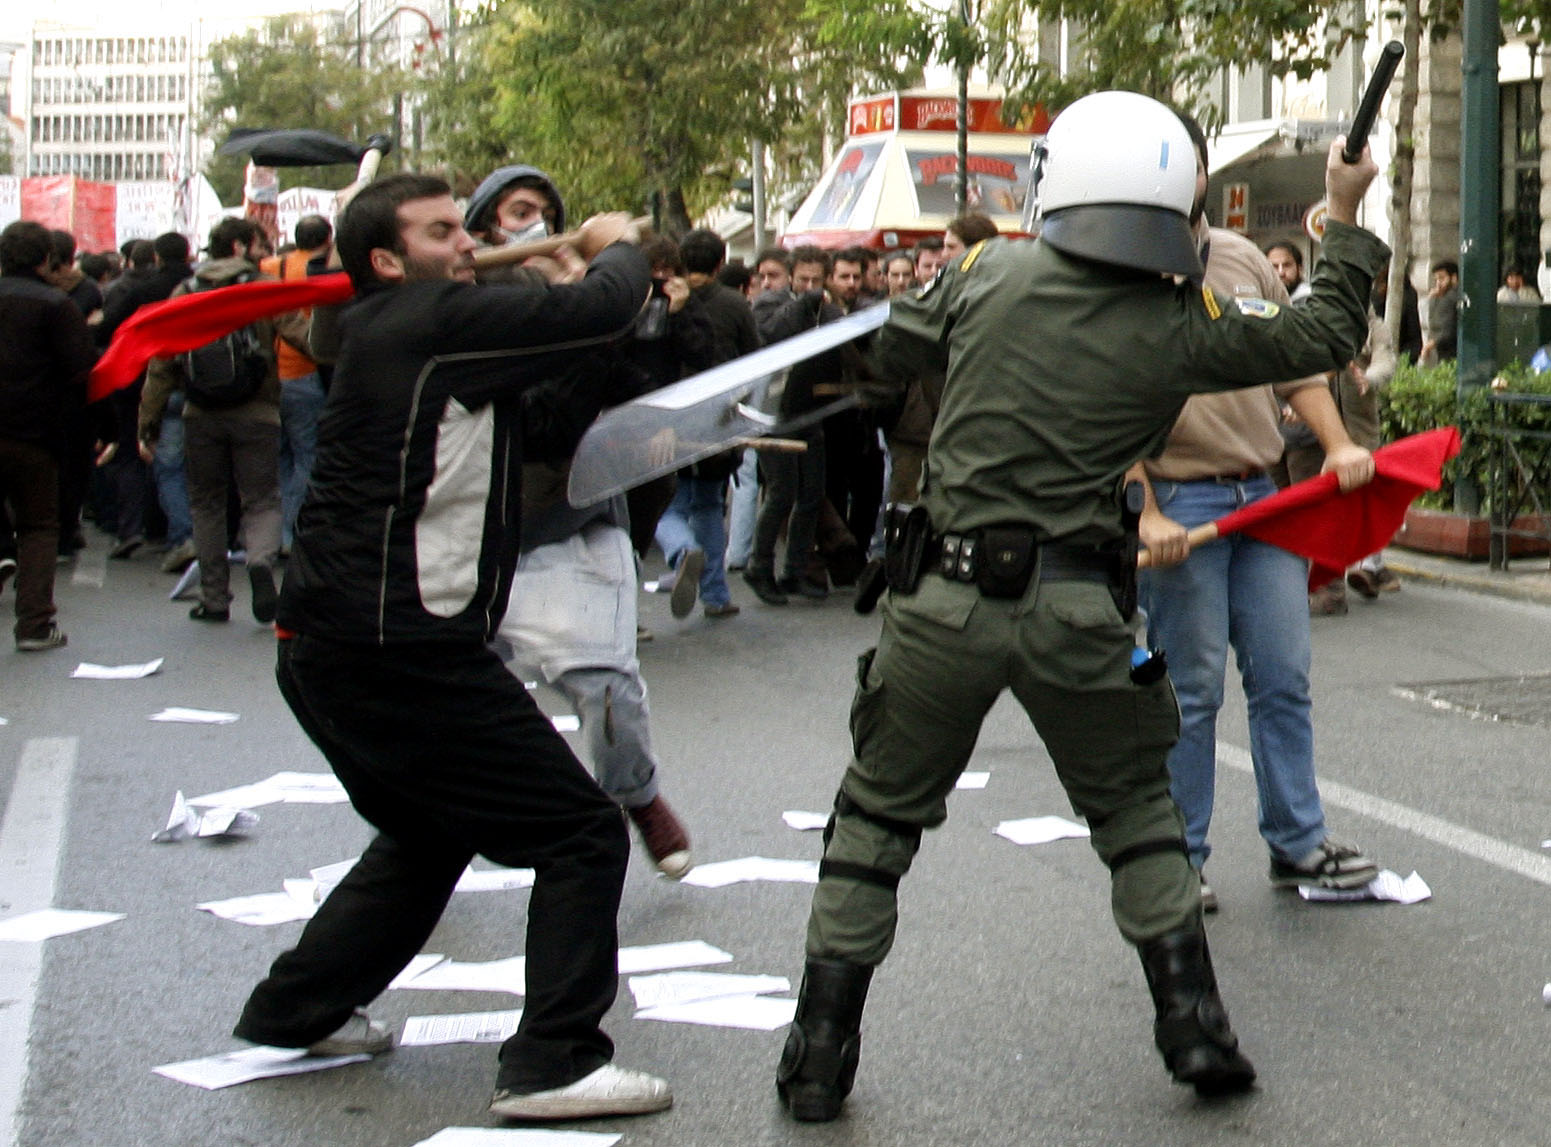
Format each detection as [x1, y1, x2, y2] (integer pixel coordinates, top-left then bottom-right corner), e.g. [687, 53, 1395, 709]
[1456, 0, 1499, 513]
[752, 139, 767, 251]
[955, 0, 970, 215]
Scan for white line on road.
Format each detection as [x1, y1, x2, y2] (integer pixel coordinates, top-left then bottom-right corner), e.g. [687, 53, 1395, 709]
[1219, 743, 1551, 887]
[70, 547, 105, 589]
[0, 737, 79, 1147]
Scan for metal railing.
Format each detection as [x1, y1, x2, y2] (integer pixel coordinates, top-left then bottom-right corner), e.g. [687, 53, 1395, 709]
[1487, 390, 1551, 569]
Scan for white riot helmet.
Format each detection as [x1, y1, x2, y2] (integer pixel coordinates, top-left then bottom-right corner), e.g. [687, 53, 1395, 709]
[1030, 91, 1204, 280]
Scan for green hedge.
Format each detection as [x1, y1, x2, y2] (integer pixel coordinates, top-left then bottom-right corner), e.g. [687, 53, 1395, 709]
[1378, 359, 1551, 511]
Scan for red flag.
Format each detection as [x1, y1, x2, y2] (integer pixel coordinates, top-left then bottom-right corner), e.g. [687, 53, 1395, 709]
[1210, 427, 1461, 589]
[88, 273, 356, 402]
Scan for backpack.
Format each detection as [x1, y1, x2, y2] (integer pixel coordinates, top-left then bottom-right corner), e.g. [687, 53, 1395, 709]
[179, 272, 270, 409]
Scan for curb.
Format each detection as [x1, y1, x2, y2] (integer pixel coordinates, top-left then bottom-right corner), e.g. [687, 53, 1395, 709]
[1384, 550, 1551, 607]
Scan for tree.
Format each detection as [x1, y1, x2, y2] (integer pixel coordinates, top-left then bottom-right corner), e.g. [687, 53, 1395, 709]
[421, 0, 912, 234]
[200, 16, 406, 204]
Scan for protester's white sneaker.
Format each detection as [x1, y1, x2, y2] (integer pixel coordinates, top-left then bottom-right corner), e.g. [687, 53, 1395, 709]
[489, 1063, 672, 1120]
[306, 1010, 394, 1056]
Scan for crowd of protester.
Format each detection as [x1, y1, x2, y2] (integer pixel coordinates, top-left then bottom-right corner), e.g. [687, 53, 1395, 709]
[0, 194, 1446, 654]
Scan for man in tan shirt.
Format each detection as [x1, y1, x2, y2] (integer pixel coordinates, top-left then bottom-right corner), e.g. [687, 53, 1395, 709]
[1130, 216, 1380, 911]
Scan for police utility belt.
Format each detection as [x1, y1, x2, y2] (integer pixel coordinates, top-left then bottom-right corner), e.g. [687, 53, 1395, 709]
[876, 503, 1131, 606]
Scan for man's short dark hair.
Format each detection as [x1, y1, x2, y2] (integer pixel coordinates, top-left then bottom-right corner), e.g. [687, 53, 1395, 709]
[640, 235, 684, 276]
[838, 244, 875, 270]
[716, 262, 752, 293]
[913, 236, 944, 258]
[679, 228, 726, 276]
[884, 251, 914, 274]
[0, 220, 53, 275]
[153, 231, 190, 266]
[337, 174, 451, 290]
[125, 240, 155, 270]
[207, 217, 258, 260]
[295, 214, 333, 251]
[755, 246, 791, 271]
[48, 229, 76, 269]
[789, 245, 832, 275]
[79, 252, 111, 281]
[1432, 259, 1459, 277]
[1265, 242, 1303, 269]
[947, 213, 998, 247]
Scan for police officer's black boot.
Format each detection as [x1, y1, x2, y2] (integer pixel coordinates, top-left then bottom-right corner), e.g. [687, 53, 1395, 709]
[1137, 925, 1256, 1096]
[776, 958, 873, 1121]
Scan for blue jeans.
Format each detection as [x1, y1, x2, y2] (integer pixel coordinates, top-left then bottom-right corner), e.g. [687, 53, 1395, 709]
[153, 401, 192, 546]
[654, 475, 731, 607]
[724, 450, 759, 568]
[1139, 475, 1326, 869]
[279, 373, 327, 547]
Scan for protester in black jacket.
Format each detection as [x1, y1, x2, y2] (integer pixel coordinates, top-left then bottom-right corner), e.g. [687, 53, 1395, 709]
[234, 174, 674, 1125]
[0, 221, 94, 650]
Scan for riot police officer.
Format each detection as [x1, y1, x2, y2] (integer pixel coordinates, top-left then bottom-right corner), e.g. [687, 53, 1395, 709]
[777, 90, 1388, 1121]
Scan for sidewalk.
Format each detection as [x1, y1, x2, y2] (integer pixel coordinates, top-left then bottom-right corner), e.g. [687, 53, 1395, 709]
[1383, 545, 1551, 606]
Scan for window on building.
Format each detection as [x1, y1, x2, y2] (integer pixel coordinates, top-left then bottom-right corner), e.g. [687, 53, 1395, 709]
[1501, 79, 1542, 279]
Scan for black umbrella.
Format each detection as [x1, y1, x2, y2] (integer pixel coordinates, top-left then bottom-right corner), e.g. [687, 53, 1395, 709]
[218, 129, 393, 168]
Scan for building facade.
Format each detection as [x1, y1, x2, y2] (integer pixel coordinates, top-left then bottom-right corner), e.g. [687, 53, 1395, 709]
[15, 25, 199, 182]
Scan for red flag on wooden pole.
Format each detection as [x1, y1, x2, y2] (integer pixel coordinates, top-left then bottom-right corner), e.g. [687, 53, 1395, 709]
[1142, 427, 1462, 589]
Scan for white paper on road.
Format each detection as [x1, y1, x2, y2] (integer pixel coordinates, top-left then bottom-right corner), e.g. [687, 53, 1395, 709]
[956, 771, 990, 790]
[0, 908, 125, 941]
[410, 1129, 620, 1147]
[72, 658, 164, 679]
[456, 866, 537, 893]
[152, 790, 198, 842]
[260, 771, 350, 802]
[152, 1045, 368, 1090]
[188, 771, 347, 808]
[308, 856, 359, 901]
[392, 940, 735, 996]
[628, 971, 789, 1010]
[551, 714, 581, 732]
[169, 560, 200, 600]
[389, 953, 449, 989]
[617, 939, 734, 973]
[153, 791, 260, 842]
[150, 707, 240, 725]
[782, 810, 829, 831]
[394, 955, 529, 994]
[635, 993, 798, 1031]
[197, 890, 317, 926]
[681, 857, 820, 887]
[401, 1009, 523, 1046]
[993, 816, 1091, 846]
[195, 806, 259, 837]
[1299, 869, 1431, 905]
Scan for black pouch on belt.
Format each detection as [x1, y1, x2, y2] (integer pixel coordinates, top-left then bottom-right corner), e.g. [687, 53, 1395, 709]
[975, 526, 1038, 599]
[883, 503, 931, 593]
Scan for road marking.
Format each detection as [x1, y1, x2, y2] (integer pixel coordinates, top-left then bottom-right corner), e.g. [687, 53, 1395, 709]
[0, 737, 79, 1147]
[70, 547, 105, 589]
[1219, 743, 1551, 886]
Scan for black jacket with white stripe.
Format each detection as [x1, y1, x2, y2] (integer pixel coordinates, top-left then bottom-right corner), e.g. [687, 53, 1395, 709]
[277, 242, 649, 646]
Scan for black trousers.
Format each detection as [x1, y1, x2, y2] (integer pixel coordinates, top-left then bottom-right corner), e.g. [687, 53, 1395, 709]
[235, 634, 630, 1092]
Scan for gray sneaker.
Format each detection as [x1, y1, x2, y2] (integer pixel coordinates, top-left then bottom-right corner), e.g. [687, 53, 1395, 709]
[1269, 839, 1378, 890]
[490, 1063, 672, 1120]
[306, 1010, 394, 1056]
[1199, 871, 1219, 914]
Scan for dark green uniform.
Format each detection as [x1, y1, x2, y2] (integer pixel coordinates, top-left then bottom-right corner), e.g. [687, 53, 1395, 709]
[805, 220, 1389, 962]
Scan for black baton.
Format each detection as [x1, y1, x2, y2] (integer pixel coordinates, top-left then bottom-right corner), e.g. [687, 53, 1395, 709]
[1342, 41, 1404, 163]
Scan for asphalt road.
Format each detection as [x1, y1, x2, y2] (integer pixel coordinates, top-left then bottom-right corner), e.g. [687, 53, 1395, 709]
[5, 543, 1551, 1147]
